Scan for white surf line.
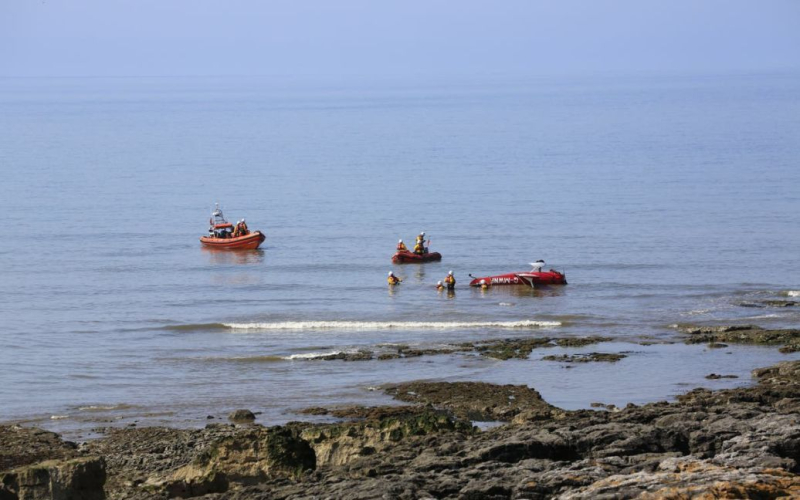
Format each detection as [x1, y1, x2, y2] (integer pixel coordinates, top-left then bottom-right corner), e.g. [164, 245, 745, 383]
[222, 320, 562, 331]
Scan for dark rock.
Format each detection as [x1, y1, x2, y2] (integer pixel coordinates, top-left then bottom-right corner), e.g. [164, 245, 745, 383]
[384, 381, 558, 422]
[473, 337, 554, 360]
[680, 324, 800, 353]
[298, 407, 329, 416]
[542, 352, 627, 363]
[705, 373, 738, 380]
[314, 350, 374, 361]
[9, 359, 800, 500]
[0, 426, 78, 472]
[555, 336, 613, 347]
[227, 409, 256, 422]
[0, 456, 106, 500]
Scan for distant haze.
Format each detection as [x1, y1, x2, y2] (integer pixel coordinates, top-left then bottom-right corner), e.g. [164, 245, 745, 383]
[1, 0, 799, 77]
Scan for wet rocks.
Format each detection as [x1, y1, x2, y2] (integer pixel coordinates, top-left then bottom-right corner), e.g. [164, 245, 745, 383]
[384, 381, 560, 422]
[680, 324, 800, 352]
[473, 337, 555, 360]
[5, 357, 800, 499]
[705, 373, 738, 379]
[555, 336, 614, 347]
[542, 352, 627, 363]
[297, 336, 617, 363]
[739, 300, 797, 308]
[312, 350, 374, 361]
[227, 409, 256, 423]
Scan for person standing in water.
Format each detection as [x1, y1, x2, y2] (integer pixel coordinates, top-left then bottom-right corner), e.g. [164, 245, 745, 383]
[444, 270, 456, 290]
[387, 271, 402, 285]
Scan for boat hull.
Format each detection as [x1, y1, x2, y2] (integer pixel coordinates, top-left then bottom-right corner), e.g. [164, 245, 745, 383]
[392, 251, 442, 264]
[200, 231, 265, 250]
[469, 270, 567, 287]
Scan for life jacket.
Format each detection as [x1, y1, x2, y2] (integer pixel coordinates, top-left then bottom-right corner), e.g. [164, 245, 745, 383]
[397, 243, 407, 252]
[445, 275, 455, 284]
[413, 244, 424, 254]
[388, 276, 400, 285]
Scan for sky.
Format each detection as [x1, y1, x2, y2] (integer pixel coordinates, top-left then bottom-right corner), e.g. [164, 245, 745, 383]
[1, 0, 799, 78]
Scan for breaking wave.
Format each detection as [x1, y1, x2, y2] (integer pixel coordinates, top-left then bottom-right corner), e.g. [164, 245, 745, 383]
[221, 320, 562, 331]
[784, 290, 800, 298]
[76, 404, 134, 412]
[283, 350, 351, 360]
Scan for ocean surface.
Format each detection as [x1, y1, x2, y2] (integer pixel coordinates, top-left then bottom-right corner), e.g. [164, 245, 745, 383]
[1, 72, 799, 439]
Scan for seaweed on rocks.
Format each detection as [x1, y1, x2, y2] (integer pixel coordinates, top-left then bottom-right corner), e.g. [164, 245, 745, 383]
[542, 352, 627, 363]
[679, 324, 800, 353]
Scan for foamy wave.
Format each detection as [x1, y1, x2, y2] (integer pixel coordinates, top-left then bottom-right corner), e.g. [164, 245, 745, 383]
[223, 320, 561, 331]
[785, 290, 800, 297]
[50, 415, 68, 420]
[684, 308, 712, 316]
[284, 350, 348, 360]
[740, 313, 781, 320]
[77, 404, 131, 412]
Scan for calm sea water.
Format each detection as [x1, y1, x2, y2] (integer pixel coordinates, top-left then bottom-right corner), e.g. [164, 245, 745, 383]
[1, 73, 799, 438]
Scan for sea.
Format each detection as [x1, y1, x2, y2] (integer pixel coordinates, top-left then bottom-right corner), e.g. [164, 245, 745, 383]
[1, 72, 798, 439]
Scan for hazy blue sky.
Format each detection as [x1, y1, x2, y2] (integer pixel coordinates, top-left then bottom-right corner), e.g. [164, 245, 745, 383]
[2, 0, 799, 77]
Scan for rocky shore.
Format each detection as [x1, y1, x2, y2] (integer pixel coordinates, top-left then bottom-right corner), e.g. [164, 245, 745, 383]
[3, 325, 800, 499]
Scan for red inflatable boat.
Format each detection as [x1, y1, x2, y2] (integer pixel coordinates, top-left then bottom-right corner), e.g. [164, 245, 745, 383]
[200, 231, 266, 250]
[392, 250, 442, 264]
[200, 203, 266, 251]
[469, 262, 567, 288]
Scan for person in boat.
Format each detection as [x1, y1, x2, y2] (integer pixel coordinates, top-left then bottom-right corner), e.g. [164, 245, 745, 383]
[444, 270, 456, 290]
[240, 219, 249, 235]
[387, 271, 402, 285]
[414, 232, 428, 254]
[397, 239, 407, 252]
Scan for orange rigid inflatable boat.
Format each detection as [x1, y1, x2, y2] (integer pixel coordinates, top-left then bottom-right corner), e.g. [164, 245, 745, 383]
[200, 204, 266, 250]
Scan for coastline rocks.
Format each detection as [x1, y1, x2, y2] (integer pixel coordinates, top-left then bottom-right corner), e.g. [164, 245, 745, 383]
[384, 381, 560, 422]
[679, 324, 800, 353]
[542, 352, 627, 363]
[4, 359, 800, 499]
[300, 407, 472, 467]
[227, 410, 256, 423]
[0, 456, 106, 500]
[0, 426, 79, 471]
[739, 300, 797, 308]
[297, 336, 617, 362]
[165, 426, 315, 493]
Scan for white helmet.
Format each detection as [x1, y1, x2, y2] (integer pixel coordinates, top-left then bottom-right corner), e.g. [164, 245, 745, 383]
[388, 271, 394, 276]
[437, 281, 442, 285]
[398, 239, 403, 243]
[242, 219, 245, 222]
[421, 231, 426, 236]
[480, 279, 486, 284]
[448, 270, 453, 275]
